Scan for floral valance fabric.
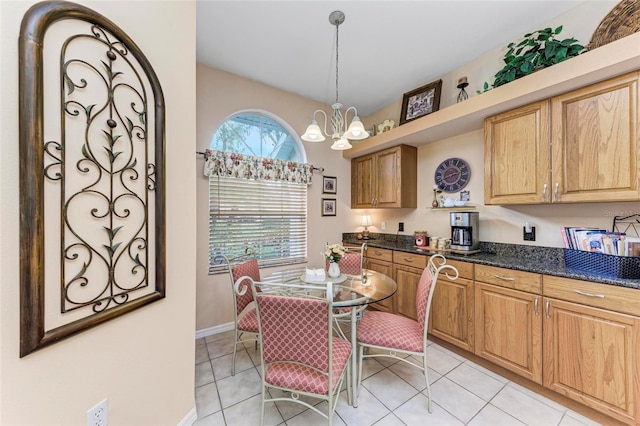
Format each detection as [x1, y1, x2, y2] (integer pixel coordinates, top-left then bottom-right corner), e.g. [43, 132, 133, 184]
[203, 149, 313, 185]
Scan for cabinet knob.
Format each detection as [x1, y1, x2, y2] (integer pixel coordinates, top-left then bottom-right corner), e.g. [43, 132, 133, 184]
[554, 183, 559, 202]
[534, 297, 540, 316]
[542, 184, 548, 202]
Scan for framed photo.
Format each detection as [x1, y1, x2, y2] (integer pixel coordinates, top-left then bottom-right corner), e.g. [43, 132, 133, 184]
[322, 198, 336, 216]
[322, 176, 337, 194]
[399, 79, 443, 125]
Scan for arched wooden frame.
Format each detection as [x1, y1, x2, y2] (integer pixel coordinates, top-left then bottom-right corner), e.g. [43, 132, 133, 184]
[19, 1, 166, 357]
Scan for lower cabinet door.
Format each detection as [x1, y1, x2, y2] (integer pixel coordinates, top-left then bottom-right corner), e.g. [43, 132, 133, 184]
[429, 276, 474, 352]
[543, 298, 640, 425]
[393, 264, 422, 320]
[366, 258, 394, 313]
[475, 283, 543, 384]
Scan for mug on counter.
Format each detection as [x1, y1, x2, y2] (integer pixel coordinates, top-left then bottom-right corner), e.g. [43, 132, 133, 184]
[437, 238, 451, 250]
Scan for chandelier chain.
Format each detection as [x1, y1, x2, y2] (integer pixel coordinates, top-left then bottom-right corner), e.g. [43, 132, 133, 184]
[335, 21, 339, 104]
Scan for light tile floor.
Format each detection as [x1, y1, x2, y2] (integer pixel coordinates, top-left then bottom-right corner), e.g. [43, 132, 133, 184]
[194, 329, 602, 426]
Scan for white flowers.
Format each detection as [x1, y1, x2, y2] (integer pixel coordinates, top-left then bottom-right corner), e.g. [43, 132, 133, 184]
[324, 243, 345, 263]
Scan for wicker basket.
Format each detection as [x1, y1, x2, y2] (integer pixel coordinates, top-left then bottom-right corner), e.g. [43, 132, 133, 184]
[564, 249, 640, 279]
[587, 0, 640, 50]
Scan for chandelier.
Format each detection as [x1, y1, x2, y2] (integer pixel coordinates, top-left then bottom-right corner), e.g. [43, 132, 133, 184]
[301, 10, 369, 150]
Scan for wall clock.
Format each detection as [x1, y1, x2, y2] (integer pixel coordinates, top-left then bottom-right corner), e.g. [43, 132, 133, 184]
[434, 157, 471, 193]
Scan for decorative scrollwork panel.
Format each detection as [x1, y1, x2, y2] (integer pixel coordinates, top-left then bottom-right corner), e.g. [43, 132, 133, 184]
[20, 1, 165, 357]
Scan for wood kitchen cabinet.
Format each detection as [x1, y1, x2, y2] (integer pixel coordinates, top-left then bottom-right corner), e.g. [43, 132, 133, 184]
[392, 251, 427, 320]
[485, 71, 640, 205]
[428, 259, 474, 352]
[484, 101, 551, 204]
[474, 265, 543, 384]
[543, 276, 640, 425]
[351, 144, 417, 208]
[364, 247, 394, 313]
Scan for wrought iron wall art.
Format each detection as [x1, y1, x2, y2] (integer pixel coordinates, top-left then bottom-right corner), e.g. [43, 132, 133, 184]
[19, 1, 166, 357]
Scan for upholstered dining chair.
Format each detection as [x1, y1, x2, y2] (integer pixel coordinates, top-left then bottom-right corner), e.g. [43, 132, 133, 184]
[331, 243, 368, 332]
[238, 278, 352, 426]
[218, 248, 261, 376]
[355, 254, 458, 412]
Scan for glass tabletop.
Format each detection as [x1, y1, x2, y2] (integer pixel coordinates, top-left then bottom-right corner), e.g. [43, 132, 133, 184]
[262, 268, 397, 308]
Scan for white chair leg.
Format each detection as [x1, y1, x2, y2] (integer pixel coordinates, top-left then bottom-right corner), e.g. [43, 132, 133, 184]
[232, 330, 239, 376]
[356, 345, 364, 399]
[423, 354, 432, 413]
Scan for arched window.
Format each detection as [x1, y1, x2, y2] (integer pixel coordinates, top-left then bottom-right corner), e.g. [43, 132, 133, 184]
[210, 111, 305, 162]
[208, 111, 309, 271]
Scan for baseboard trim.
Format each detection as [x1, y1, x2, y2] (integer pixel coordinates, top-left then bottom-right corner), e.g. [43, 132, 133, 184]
[195, 322, 234, 339]
[178, 407, 197, 426]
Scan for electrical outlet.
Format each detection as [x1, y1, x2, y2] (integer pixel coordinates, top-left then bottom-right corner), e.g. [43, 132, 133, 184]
[398, 222, 404, 232]
[87, 399, 108, 426]
[381, 221, 386, 231]
[523, 226, 536, 241]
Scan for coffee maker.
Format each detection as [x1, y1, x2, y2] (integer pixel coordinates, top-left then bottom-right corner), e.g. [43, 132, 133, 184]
[450, 211, 479, 251]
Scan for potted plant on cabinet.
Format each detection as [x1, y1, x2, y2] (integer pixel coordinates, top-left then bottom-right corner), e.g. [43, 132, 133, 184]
[479, 26, 585, 93]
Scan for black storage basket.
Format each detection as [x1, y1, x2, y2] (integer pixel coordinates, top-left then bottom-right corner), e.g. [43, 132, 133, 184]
[563, 249, 640, 279]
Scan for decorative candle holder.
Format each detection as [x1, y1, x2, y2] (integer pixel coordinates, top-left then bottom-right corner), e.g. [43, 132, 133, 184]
[456, 76, 469, 103]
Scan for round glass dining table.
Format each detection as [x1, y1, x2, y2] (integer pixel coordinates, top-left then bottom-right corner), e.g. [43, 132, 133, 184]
[261, 267, 397, 307]
[260, 267, 397, 407]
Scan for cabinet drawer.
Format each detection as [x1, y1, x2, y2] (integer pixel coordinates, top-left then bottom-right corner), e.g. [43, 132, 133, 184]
[445, 259, 474, 280]
[475, 265, 541, 294]
[543, 275, 640, 316]
[393, 251, 427, 269]
[366, 247, 393, 262]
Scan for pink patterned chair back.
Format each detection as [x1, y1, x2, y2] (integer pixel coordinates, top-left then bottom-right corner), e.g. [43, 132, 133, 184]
[231, 259, 261, 315]
[339, 252, 362, 275]
[415, 266, 434, 332]
[257, 294, 330, 372]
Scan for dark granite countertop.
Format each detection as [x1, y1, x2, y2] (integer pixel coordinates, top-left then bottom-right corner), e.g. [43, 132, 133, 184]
[343, 233, 640, 290]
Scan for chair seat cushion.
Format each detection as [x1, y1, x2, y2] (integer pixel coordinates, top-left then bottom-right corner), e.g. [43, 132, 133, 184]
[357, 311, 424, 353]
[265, 337, 351, 395]
[237, 308, 259, 334]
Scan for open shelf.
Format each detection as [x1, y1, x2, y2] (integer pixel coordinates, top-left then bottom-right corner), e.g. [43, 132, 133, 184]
[343, 33, 640, 159]
[429, 205, 477, 211]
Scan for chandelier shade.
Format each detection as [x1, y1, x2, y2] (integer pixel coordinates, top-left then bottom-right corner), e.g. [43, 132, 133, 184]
[300, 10, 369, 150]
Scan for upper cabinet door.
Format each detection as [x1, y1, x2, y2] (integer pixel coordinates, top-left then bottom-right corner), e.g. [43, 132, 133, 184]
[551, 71, 639, 203]
[484, 101, 551, 205]
[351, 154, 376, 208]
[376, 147, 401, 207]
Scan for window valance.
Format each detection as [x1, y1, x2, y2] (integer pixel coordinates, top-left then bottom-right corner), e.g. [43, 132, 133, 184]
[203, 149, 313, 185]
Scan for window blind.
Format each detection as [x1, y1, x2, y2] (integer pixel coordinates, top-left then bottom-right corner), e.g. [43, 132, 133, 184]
[209, 175, 308, 273]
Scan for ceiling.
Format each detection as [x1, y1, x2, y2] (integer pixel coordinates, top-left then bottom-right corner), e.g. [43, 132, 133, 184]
[196, 1, 587, 117]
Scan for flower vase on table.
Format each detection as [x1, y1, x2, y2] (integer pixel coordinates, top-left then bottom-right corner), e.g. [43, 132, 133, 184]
[324, 243, 345, 278]
[328, 261, 341, 278]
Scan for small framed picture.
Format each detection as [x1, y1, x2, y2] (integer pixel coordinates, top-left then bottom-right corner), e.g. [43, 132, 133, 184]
[399, 79, 443, 125]
[322, 198, 336, 216]
[460, 190, 471, 201]
[322, 176, 337, 194]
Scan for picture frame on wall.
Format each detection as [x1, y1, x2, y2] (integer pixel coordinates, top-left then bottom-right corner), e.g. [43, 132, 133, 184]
[322, 198, 336, 216]
[322, 176, 337, 194]
[399, 79, 442, 125]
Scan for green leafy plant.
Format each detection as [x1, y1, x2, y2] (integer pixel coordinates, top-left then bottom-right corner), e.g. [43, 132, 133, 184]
[478, 26, 585, 93]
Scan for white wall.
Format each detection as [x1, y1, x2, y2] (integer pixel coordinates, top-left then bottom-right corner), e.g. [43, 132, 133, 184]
[359, 0, 638, 247]
[1, 1, 197, 424]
